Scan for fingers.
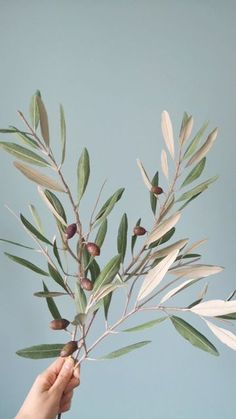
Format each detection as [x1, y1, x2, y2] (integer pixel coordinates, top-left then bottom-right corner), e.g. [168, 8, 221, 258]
[59, 390, 74, 413]
[63, 376, 80, 394]
[50, 357, 75, 395]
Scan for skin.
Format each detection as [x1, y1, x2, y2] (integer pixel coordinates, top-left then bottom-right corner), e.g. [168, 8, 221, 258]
[15, 357, 80, 419]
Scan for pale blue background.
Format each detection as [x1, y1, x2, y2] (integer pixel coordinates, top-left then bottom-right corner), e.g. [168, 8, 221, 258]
[0, 1, 236, 418]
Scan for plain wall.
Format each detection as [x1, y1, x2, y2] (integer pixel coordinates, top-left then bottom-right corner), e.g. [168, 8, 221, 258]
[0, 1, 236, 418]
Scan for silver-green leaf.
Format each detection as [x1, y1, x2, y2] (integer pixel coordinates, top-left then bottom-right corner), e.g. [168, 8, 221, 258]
[77, 148, 90, 204]
[98, 340, 151, 360]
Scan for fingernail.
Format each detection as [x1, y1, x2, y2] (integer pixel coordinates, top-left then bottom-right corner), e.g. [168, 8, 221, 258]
[64, 357, 74, 370]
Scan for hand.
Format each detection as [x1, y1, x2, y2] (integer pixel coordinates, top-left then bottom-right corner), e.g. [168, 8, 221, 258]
[15, 356, 80, 419]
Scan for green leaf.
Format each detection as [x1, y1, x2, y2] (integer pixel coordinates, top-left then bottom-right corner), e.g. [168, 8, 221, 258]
[29, 90, 41, 130]
[216, 313, 236, 320]
[53, 239, 64, 271]
[81, 245, 90, 276]
[4, 252, 49, 276]
[16, 343, 64, 359]
[59, 104, 66, 165]
[122, 317, 166, 332]
[131, 218, 141, 255]
[43, 282, 62, 319]
[176, 176, 218, 202]
[183, 121, 209, 160]
[178, 192, 202, 211]
[13, 128, 39, 149]
[20, 213, 52, 245]
[0, 128, 20, 133]
[48, 263, 68, 292]
[14, 161, 66, 192]
[104, 292, 112, 320]
[36, 95, 50, 146]
[99, 340, 151, 360]
[179, 112, 189, 133]
[181, 158, 206, 188]
[93, 254, 121, 293]
[0, 142, 50, 166]
[77, 148, 90, 204]
[29, 204, 44, 234]
[95, 188, 125, 225]
[170, 316, 219, 356]
[117, 213, 128, 262]
[74, 282, 87, 314]
[0, 238, 34, 249]
[89, 258, 101, 282]
[95, 218, 108, 249]
[150, 170, 159, 215]
[44, 189, 67, 224]
[34, 291, 66, 297]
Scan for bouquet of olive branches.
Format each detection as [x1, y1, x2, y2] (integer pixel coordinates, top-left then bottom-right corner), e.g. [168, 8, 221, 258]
[1, 92, 236, 395]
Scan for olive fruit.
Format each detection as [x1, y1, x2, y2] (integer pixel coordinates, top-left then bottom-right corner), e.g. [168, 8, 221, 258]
[86, 242, 100, 256]
[133, 226, 147, 236]
[60, 341, 78, 357]
[151, 185, 163, 195]
[80, 277, 93, 291]
[49, 319, 70, 330]
[65, 223, 77, 239]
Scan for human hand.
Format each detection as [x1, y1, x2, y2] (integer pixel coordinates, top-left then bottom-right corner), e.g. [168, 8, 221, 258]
[15, 356, 80, 419]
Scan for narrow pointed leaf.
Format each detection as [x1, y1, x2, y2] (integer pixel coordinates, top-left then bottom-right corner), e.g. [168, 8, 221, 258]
[0, 142, 50, 166]
[160, 278, 201, 304]
[137, 249, 179, 302]
[0, 238, 34, 249]
[48, 263, 68, 292]
[99, 340, 151, 360]
[104, 292, 112, 320]
[117, 213, 128, 262]
[161, 149, 169, 179]
[186, 128, 218, 167]
[38, 187, 67, 227]
[44, 189, 67, 223]
[183, 121, 209, 160]
[150, 171, 159, 214]
[122, 317, 166, 332]
[93, 254, 121, 293]
[88, 257, 100, 282]
[159, 194, 175, 221]
[176, 176, 218, 202]
[74, 282, 87, 314]
[29, 204, 44, 234]
[148, 227, 176, 249]
[13, 130, 39, 149]
[181, 158, 206, 188]
[179, 115, 194, 146]
[190, 300, 236, 317]
[29, 90, 41, 130]
[145, 212, 181, 247]
[4, 252, 49, 276]
[182, 238, 208, 256]
[131, 217, 141, 254]
[77, 148, 90, 203]
[150, 239, 188, 260]
[136, 159, 152, 191]
[170, 316, 219, 356]
[14, 161, 66, 192]
[95, 218, 108, 249]
[204, 320, 236, 350]
[53, 238, 63, 271]
[169, 264, 223, 279]
[36, 95, 50, 146]
[161, 110, 175, 159]
[217, 313, 236, 320]
[16, 343, 64, 359]
[95, 188, 124, 222]
[59, 104, 66, 165]
[34, 291, 66, 297]
[20, 213, 52, 245]
[43, 281, 62, 319]
[178, 191, 203, 211]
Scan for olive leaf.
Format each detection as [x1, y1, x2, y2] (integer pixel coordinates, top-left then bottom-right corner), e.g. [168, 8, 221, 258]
[16, 343, 64, 359]
[29, 90, 41, 131]
[186, 128, 218, 167]
[20, 213, 52, 245]
[52, 238, 64, 271]
[14, 161, 66, 192]
[131, 217, 141, 255]
[42, 281, 62, 319]
[77, 147, 90, 204]
[145, 212, 181, 247]
[189, 300, 236, 317]
[48, 263, 68, 292]
[44, 189, 67, 224]
[176, 176, 218, 202]
[4, 252, 49, 276]
[95, 218, 108, 249]
[0, 142, 50, 166]
[94, 188, 125, 226]
[161, 110, 175, 159]
[170, 316, 219, 356]
[36, 95, 50, 146]
[136, 159, 152, 191]
[98, 340, 151, 360]
[0, 238, 34, 250]
[13, 129, 39, 149]
[160, 278, 201, 304]
[150, 170, 159, 215]
[204, 319, 236, 351]
[122, 317, 166, 332]
[59, 104, 66, 165]
[148, 226, 176, 249]
[93, 254, 121, 293]
[104, 292, 112, 320]
[75, 282, 87, 314]
[169, 264, 223, 279]
[181, 157, 206, 188]
[183, 121, 209, 160]
[117, 213, 128, 262]
[29, 204, 44, 234]
[179, 115, 194, 146]
[38, 187, 67, 227]
[161, 149, 168, 179]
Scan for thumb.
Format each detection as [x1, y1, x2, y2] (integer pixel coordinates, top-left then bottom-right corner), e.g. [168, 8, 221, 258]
[51, 357, 75, 394]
